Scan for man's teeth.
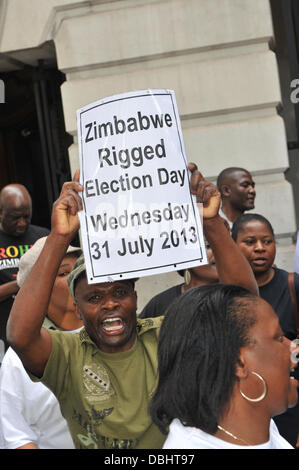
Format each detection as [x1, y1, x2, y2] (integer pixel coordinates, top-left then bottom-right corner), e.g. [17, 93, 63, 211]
[102, 317, 124, 331]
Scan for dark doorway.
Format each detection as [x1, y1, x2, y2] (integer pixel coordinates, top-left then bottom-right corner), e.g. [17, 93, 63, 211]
[0, 58, 72, 229]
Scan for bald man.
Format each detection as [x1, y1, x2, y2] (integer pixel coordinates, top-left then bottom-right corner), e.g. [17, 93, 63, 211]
[216, 167, 256, 229]
[0, 184, 49, 362]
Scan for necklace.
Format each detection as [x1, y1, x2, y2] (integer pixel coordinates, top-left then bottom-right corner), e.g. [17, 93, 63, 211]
[217, 425, 251, 446]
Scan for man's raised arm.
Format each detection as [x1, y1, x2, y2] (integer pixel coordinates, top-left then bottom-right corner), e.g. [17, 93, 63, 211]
[188, 163, 258, 295]
[6, 172, 83, 377]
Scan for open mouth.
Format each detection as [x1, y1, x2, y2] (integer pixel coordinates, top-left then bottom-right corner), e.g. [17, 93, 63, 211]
[246, 199, 255, 207]
[15, 227, 26, 234]
[252, 257, 267, 265]
[101, 317, 125, 335]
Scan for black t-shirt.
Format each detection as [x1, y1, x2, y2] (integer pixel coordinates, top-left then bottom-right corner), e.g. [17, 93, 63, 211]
[0, 224, 50, 359]
[140, 268, 299, 331]
[259, 267, 298, 340]
[138, 284, 183, 319]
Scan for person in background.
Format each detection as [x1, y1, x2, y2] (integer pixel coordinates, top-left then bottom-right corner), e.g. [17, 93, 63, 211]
[139, 239, 218, 319]
[231, 213, 299, 447]
[0, 184, 49, 361]
[216, 167, 255, 230]
[150, 284, 298, 449]
[0, 237, 82, 449]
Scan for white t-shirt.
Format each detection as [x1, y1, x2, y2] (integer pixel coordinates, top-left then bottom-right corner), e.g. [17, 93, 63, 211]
[0, 328, 81, 449]
[163, 418, 293, 449]
[218, 207, 233, 230]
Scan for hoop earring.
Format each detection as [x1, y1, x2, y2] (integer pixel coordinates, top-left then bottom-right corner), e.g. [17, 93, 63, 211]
[239, 371, 267, 402]
[184, 269, 191, 285]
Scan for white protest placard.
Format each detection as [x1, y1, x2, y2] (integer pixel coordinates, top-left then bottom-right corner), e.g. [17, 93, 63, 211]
[77, 89, 207, 283]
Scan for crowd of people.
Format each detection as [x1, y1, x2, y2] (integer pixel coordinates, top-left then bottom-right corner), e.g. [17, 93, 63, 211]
[0, 162, 298, 450]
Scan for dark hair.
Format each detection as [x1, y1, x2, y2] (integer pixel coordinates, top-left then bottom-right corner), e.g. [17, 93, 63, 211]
[231, 213, 274, 242]
[149, 284, 258, 435]
[216, 167, 249, 190]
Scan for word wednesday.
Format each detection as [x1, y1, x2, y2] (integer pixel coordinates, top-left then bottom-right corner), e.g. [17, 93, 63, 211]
[90, 202, 190, 232]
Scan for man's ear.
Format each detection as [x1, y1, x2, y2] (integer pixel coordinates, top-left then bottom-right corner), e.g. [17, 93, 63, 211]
[221, 184, 231, 198]
[74, 301, 82, 320]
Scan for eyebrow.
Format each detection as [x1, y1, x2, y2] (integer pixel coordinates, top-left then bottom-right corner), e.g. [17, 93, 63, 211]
[84, 283, 132, 294]
[240, 179, 254, 184]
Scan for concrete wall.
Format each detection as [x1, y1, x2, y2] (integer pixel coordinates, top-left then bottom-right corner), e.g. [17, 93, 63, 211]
[0, 0, 296, 312]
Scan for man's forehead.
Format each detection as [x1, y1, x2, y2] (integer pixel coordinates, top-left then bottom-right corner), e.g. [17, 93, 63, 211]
[230, 170, 253, 183]
[77, 276, 134, 292]
[2, 192, 31, 210]
[4, 204, 31, 214]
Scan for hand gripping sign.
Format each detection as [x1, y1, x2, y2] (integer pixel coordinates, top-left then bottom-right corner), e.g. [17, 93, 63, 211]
[77, 89, 207, 283]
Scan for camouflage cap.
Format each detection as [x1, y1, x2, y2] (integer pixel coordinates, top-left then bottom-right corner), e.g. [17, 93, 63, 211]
[67, 253, 86, 300]
[67, 253, 139, 300]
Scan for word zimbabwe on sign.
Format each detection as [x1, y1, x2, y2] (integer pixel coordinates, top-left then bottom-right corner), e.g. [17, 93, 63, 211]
[77, 89, 207, 283]
[84, 111, 173, 143]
